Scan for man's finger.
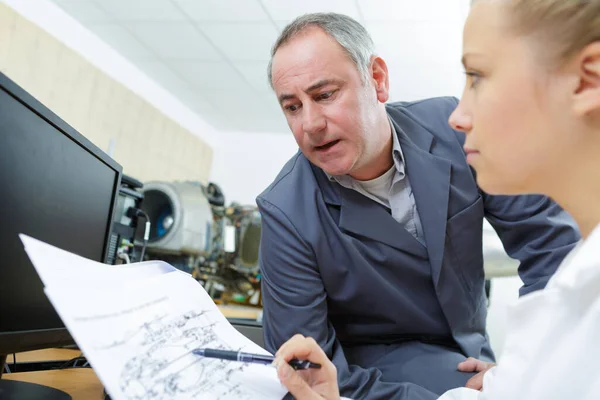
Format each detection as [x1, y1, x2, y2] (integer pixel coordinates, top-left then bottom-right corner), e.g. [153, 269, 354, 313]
[276, 334, 307, 358]
[465, 371, 485, 391]
[277, 361, 320, 400]
[277, 336, 330, 366]
[457, 357, 487, 372]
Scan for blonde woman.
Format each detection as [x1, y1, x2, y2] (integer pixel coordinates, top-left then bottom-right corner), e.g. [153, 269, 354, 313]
[273, 0, 600, 399]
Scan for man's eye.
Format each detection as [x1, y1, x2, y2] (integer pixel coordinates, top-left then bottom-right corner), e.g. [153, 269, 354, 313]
[318, 91, 334, 100]
[285, 104, 299, 112]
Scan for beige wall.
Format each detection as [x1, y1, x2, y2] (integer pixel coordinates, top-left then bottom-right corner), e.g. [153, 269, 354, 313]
[0, 3, 213, 184]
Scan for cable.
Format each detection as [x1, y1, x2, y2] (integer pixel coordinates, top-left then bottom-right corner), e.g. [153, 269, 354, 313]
[125, 207, 151, 262]
[117, 252, 131, 264]
[136, 209, 150, 262]
[55, 355, 86, 370]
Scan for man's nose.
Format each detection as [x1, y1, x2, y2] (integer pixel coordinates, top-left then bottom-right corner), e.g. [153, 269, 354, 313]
[302, 103, 327, 135]
[448, 100, 472, 133]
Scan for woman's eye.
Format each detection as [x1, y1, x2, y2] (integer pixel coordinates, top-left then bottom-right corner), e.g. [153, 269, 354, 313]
[465, 72, 482, 88]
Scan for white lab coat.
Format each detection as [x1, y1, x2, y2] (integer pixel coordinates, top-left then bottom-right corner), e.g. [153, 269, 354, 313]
[439, 223, 600, 400]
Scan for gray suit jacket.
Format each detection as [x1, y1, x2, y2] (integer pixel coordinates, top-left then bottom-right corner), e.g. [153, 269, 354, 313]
[257, 97, 580, 399]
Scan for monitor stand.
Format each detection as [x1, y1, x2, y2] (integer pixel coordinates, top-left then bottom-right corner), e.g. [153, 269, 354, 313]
[0, 355, 71, 400]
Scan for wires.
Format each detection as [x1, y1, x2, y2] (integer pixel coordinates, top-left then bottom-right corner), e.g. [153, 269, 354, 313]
[136, 209, 150, 262]
[1, 355, 9, 375]
[125, 207, 151, 262]
[117, 252, 131, 264]
[55, 354, 86, 370]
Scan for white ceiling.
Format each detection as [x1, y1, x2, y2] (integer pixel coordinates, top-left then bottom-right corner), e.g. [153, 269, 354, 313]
[49, 0, 470, 133]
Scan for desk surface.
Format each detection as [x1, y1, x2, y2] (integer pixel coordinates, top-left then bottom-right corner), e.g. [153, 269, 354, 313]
[218, 304, 262, 320]
[7, 348, 80, 364]
[3, 368, 103, 399]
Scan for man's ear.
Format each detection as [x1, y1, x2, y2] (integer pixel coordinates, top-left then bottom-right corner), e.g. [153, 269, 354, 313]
[370, 56, 390, 103]
[573, 41, 600, 117]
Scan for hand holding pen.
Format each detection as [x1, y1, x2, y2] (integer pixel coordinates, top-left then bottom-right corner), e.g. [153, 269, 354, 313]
[273, 334, 340, 400]
[193, 348, 321, 370]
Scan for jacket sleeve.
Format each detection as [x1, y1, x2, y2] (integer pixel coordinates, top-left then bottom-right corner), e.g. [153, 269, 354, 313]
[481, 192, 580, 296]
[257, 197, 439, 400]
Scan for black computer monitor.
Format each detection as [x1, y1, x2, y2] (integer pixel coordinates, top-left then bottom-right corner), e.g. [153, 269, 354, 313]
[0, 72, 122, 398]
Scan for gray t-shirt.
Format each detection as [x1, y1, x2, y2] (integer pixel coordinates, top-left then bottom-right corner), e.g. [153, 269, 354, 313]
[326, 119, 424, 243]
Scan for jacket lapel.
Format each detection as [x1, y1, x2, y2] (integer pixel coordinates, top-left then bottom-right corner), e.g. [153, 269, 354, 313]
[338, 187, 427, 257]
[392, 118, 451, 286]
[312, 161, 426, 258]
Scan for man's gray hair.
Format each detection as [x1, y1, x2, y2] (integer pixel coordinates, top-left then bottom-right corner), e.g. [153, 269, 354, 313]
[267, 13, 376, 88]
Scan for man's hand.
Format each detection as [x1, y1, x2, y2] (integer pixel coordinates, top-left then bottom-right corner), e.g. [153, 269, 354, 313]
[457, 357, 496, 391]
[274, 334, 340, 400]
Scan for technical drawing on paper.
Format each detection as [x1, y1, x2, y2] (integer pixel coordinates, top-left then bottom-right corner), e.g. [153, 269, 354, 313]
[21, 234, 285, 400]
[88, 301, 270, 400]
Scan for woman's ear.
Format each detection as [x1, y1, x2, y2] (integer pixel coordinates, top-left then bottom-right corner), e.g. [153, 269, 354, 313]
[370, 56, 390, 104]
[573, 42, 600, 117]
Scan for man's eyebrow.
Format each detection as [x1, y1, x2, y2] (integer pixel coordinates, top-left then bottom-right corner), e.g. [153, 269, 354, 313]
[306, 79, 339, 92]
[278, 93, 295, 104]
[278, 79, 342, 104]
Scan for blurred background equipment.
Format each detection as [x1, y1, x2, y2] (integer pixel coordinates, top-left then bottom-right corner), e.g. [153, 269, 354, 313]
[139, 181, 263, 308]
[141, 181, 213, 256]
[106, 174, 146, 265]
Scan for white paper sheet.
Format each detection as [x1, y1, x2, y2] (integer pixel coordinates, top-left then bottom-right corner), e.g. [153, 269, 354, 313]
[20, 234, 287, 400]
[21, 235, 179, 289]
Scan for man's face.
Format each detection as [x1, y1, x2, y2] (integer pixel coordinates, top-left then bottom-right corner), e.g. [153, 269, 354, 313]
[270, 27, 383, 177]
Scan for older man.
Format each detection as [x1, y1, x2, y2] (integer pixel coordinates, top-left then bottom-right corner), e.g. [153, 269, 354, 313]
[256, 12, 580, 400]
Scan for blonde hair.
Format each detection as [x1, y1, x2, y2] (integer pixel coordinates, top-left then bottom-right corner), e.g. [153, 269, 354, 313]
[476, 0, 600, 65]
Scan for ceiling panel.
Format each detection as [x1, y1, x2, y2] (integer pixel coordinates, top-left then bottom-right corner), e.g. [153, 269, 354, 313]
[87, 24, 155, 62]
[97, 0, 186, 22]
[47, 0, 470, 133]
[53, 0, 113, 24]
[203, 86, 267, 111]
[260, 0, 362, 21]
[273, 20, 293, 31]
[234, 61, 272, 94]
[136, 60, 190, 91]
[127, 22, 221, 60]
[174, 0, 270, 22]
[358, 0, 465, 21]
[200, 87, 281, 131]
[169, 60, 251, 90]
[199, 22, 279, 61]
[173, 88, 221, 116]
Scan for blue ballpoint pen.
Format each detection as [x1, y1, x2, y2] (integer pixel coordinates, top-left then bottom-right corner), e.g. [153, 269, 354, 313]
[193, 348, 321, 370]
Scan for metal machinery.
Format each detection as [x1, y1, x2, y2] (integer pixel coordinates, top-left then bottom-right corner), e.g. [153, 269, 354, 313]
[107, 174, 146, 265]
[139, 181, 263, 307]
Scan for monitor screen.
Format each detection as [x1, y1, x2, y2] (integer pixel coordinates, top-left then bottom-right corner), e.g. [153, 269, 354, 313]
[0, 73, 121, 354]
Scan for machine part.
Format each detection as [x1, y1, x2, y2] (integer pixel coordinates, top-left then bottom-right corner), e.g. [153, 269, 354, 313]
[236, 210, 262, 275]
[205, 182, 225, 206]
[107, 174, 145, 264]
[141, 181, 213, 255]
